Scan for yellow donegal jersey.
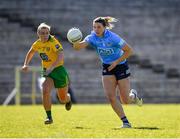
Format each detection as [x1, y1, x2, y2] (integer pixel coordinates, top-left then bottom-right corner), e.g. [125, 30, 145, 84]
[32, 35, 64, 68]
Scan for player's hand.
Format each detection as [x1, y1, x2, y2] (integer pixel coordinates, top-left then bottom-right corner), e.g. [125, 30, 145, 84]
[73, 42, 81, 50]
[41, 66, 54, 77]
[21, 65, 29, 72]
[108, 61, 118, 71]
[45, 67, 54, 76]
[46, 68, 53, 75]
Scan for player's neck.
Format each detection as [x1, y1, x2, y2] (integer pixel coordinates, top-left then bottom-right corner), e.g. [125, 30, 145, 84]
[40, 38, 48, 43]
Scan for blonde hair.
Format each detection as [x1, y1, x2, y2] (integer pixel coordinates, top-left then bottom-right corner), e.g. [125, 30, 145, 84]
[93, 16, 118, 29]
[37, 23, 51, 32]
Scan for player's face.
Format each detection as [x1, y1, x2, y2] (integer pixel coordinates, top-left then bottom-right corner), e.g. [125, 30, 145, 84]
[38, 28, 50, 42]
[93, 22, 105, 37]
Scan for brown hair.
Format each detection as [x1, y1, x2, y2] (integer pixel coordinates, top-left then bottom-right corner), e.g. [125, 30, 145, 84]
[93, 16, 118, 29]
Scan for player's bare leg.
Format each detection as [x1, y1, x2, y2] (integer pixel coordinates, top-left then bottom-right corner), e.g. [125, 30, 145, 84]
[118, 78, 143, 106]
[42, 77, 54, 124]
[57, 85, 72, 111]
[102, 75, 131, 128]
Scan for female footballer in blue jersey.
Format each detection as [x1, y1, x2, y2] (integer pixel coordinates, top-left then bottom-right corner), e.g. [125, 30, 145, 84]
[72, 16, 143, 128]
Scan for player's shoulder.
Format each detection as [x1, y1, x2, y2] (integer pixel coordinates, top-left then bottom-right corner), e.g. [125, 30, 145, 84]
[108, 30, 120, 38]
[86, 34, 94, 39]
[107, 30, 123, 43]
[49, 35, 56, 42]
[50, 35, 63, 50]
[85, 31, 96, 40]
[50, 35, 61, 43]
[32, 39, 41, 46]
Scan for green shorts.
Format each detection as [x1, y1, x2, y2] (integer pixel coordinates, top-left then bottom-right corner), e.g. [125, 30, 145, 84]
[41, 66, 69, 88]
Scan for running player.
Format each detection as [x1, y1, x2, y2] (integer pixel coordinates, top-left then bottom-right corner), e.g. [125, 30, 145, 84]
[71, 17, 143, 128]
[22, 23, 72, 124]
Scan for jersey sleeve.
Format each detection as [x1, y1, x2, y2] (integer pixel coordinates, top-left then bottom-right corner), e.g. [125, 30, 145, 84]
[31, 41, 38, 51]
[113, 33, 126, 49]
[84, 35, 96, 48]
[118, 37, 126, 48]
[52, 37, 63, 52]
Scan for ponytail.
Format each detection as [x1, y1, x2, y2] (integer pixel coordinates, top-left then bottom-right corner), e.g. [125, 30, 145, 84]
[93, 16, 118, 29]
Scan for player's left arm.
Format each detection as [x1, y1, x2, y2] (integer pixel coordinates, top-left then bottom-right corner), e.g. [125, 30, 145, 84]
[52, 50, 64, 67]
[108, 44, 133, 71]
[46, 50, 64, 75]
[47, 39, 64, 72]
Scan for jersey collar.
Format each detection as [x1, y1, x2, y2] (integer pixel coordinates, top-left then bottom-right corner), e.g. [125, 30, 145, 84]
[91, 29, 110, 38]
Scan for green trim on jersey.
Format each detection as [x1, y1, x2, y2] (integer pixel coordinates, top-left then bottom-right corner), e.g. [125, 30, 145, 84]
[49, 35, 54, 42]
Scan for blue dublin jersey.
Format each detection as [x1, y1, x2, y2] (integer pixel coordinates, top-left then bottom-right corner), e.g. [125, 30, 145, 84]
[84, 29, 126, 64]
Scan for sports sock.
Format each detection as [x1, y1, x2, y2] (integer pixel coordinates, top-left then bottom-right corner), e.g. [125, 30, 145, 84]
[121, 116, 129, 124]
[46, 110, 52, 119]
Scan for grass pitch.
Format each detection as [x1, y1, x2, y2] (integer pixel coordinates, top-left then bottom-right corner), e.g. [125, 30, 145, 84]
[0, 104, 180, 138]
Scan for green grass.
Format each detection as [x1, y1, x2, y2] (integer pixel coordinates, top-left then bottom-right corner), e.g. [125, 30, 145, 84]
[0, 104, 180, 138]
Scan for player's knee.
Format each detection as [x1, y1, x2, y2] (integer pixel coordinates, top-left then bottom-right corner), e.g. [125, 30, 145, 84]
[57, 91, 68, 103]
[107, 95, 116, 104]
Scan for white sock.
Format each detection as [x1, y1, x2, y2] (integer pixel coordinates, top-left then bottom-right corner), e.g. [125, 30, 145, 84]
[129, 92, 136, 101]
[129, 89, 138, 101]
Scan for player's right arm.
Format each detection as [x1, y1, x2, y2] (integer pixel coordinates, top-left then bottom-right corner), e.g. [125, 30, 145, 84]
[21, 47, 36, 72]
[73, 41, 88, 50]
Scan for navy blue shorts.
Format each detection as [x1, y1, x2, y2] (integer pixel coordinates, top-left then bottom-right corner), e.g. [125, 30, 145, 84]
[102, 62, 131, 80]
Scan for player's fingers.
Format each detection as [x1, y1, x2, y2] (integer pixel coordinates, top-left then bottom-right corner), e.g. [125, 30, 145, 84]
[21, 67, 29, 72]
[74, 46, 80, 50]
[108, 65, 114, 71]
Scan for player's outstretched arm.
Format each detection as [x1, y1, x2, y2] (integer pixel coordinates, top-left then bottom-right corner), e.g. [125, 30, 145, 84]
[73, 41, 88, 50]
[21, 47, 36, 72]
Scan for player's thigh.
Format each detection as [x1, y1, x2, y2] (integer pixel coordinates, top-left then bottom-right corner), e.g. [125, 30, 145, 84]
[117, 78, 131, 103]
[102, 75, 117, 97]
[42, 77, 54, 93]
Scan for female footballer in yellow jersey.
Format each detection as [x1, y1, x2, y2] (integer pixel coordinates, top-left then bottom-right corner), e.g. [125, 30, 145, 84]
[21, 23, 72, 124]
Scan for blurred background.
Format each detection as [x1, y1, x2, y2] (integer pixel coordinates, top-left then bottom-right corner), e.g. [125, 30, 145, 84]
[0, 0, 180, 105]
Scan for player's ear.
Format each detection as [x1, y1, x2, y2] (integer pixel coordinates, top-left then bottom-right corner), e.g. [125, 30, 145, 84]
[37, 30, 39, 36]
[37, 30, 40, 37]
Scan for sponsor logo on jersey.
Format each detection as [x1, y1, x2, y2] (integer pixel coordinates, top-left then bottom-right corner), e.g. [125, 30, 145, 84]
[97, 48, 114, 56]
[55, 45, 60, 49]
[106, 42, 113, 46]
[119, 40, 125, 46]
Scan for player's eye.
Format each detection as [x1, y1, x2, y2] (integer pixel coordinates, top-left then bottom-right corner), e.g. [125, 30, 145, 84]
[40, 31, 49, 35]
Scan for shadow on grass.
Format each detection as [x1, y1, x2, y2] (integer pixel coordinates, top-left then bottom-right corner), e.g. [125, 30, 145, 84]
[74, 126, 91, 129]
[112, 127, 160, 130]
[133, 127, 160, 130]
